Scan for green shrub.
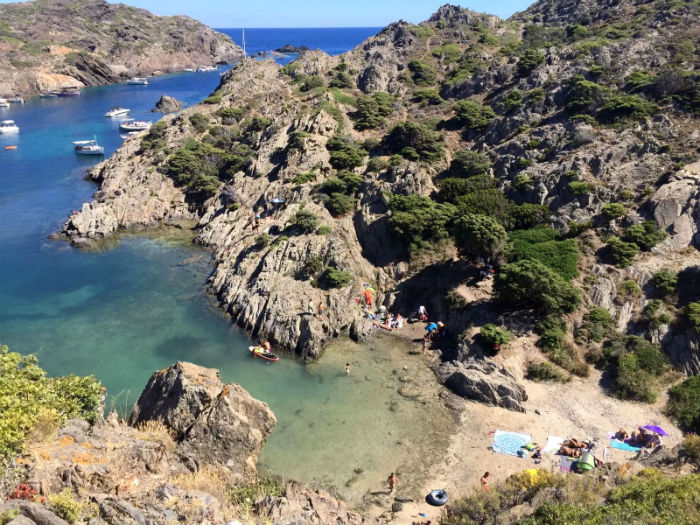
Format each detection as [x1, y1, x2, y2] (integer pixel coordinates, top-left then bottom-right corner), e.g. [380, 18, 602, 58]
[408, 59, 436, 86]
[438, 175, 496, 203]
[319, 267, 353, 289]
[203, 93, 222, 104]
[255, 233, 270, 249]
[453, 214, 508, 260]
[300, 254, 324, 280]
[527, 362, 571, 383]
[432, 43, 461, 63]
[354, 92, 395, 130]
[568, 181, 593, 195]
[366, 157, 390, 173]
[446, 150, 491, 178]
[48, 489, 88, 523]
[189, 112, 210, 133]
[501, 89, 524, 113]
[454, 188, 513, 224]
[495, 259, 581, 314]
[291, 171, 317, 184]
[603, 336, 667, 403]
[381, 122, 444, 163]
[508, 227, 579, 281]
[299, 74, 324, 92]
[140, 120, 167, 151]
[317, 225, 331, 235]
[323, 193, 356, 216]
[287, 131, 310, 151]
[216, 107, 244, 124]
[599, 93, 657, 122]
[509, 204, 551, 230]
[607, 237, 640, 267]
[326, 136, 366, 169]
[602, 203, 625, 220]
[329, 71, 353, 89]
[624, 221, 667, 251]
[666, 376, 699, 433]
[652, 270, 678, 297]
[453, 100, 496, 130]
[388, 194, 456, 252]
[567, 220, 592, 236]
[518, 158, 533, 169]
[479, 324, 512, 350]
[513, 173, 533, 191]
[281, 61, 300, 77]
[330, 87, 355, 105]
[0, 346, 102, 457]
[686, 302, 700, 334]
[413, 88, 444, 105]
[565, 76, 610, 114]
[293, 209, 319, 233]
[229, 478, 283, 508]
[619, 279, 641, 298]
[625, 70, 659, 93]
[517, 49, 545, 77]
[533, 316, 587, 375]
[582, 307, 614, 343]
[245, 116, 272, 133]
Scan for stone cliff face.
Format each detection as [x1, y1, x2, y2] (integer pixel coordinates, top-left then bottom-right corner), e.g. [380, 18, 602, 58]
[62, 1, 699, 376]
[0, 0, 243, 96]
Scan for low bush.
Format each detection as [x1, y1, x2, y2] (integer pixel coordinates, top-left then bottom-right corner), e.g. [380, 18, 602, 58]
[366, 157, 390, 173]
[287, 131, 310, 151]
[509, 203, 550, 230]
[329, 71, 354, 89]
[624, 221, 667, 251]
[189, 112, 210, 133]
[0, 345, 102, 457]
[606, 237, 640, 267]
[299, 254, 323, 280]
[686, 302, 700, 334]
[413, 88, 444, 105]
[601, 203, 625, 220]
[599, 93, 657, 123]
[495, 259, 581, 314]
[229, 478, 283, 508]
[326, 136, 366, 169]
[388, 194, 456, 253]
[381, 122, 444, 163]
[202, 93, 222, 104]
[446, 150, 491, 178]
[643, 299, 672, 329]
[517, 49, 544, 77]
[581, 307, 614, 343]
[453, 214, 508, 260]
[299, 74, 324, 92]
[48, 489, 89, 524]
[652, 269, 678, 297]
[565, 76, 609, 114]
[454, 188, 513, 225]
[216, 107, 244, 124]
[254, 233, 270, 249]
[568, 181, 593, 195]
[534, 316, 588, 377]
[666, 376, 699, 433]
[453, 100, 496, 130]
[353, 92, 395, 130]
[618, 279, 641, 298]
[245, 116, 271, 133]
[479, 324, 512, 350]
[513, 173, 533, 191]
[323, 192, 355, 216]
[408, 59, 436, 86]
[526, 362, 571, 383]
[319, 267, 353, 289]
[501, 90, 524, 113]
[291, 171, 317, 184]
[507, 226, 579, 281]
[293, 209, 319, 233]
[140, 120, 167, 151]
[602, 335, 667, 403]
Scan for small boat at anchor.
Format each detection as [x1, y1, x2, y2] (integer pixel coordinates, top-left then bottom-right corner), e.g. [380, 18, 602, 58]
[58, 87, 81, 97]
[9, 96, 24, 104]
[0, 99, 9, 108]
[119, 120, 152, 132]
[74, 137, 104, 155]
[183, 67, 196, 72]
[127, 77, 149, 85]
[40, 91, 59, 98]
[197, 65, 217, 72]
[249, 345, 280, 362]
[105, 106, 130, 118]
[0, 120, 19, 133]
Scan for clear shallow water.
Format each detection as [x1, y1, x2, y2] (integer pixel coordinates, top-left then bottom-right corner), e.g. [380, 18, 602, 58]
[0, 27, 448, 506]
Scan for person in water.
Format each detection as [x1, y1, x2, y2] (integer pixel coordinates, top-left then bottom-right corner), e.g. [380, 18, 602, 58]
[263, 341, 271, 352]
[345, 363, 350, 376]
[387, 472, 398, 494]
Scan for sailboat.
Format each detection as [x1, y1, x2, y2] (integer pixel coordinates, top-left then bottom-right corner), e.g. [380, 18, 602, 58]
[73, 136, 104, 155]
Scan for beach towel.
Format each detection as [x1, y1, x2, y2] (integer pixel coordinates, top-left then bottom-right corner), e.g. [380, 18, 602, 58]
[492, 430, 532, 457]
[610, 439, 641, 452]
[560, 456, 575, 473]
[544, 436, 565, 454]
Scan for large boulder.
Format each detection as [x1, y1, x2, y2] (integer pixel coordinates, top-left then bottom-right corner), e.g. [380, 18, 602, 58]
[435, 358, 528, 412]
[254, 485, 364, 525]
[151, 94, 182, 113]
[129, 362, 276, 478]
[0, 501, 68, 525]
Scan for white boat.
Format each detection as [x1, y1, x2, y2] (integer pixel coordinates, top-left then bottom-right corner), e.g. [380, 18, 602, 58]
[0, 99, 9, 108]
[197, 65, 217, 72]
[127, 77, 149, 85]
[105, 106, 130, 118]
[9, 96, 24, 104]
[183, 67, 196, 72]
[119, 120, 152, 131]
[0, 120, 19, 133]
[73, 138, 104, 155]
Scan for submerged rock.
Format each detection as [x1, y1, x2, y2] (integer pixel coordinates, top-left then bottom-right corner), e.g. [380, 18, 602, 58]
[129, 361, 276, 478]
[435, 358, 528, 412]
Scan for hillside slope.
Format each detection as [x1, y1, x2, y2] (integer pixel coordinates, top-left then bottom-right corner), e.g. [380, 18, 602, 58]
[0, 0, 243, 96]
[62, 0, 699, 401]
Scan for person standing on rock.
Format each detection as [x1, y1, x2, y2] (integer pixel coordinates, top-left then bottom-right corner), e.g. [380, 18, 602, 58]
[318, 301, 325, 317]
[387, 472, 398, 494]
[308, 299, 315, 316]
[345, 363, 350, 376]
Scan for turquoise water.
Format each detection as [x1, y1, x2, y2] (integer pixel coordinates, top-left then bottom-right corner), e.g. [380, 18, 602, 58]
[0, 28, 451, 505]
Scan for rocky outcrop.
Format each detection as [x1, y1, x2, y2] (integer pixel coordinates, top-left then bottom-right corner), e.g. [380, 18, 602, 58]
[0, 0, 243, 97]
[651, 162, 700, 250]
[152, 94, 183, 113]
[255, 485, 364, 524]
[435, 358, 529, 412]
[129, 362, 276, 478]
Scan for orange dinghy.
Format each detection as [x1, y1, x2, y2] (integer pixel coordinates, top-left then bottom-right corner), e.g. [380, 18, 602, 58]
[5, 145, 17, 150]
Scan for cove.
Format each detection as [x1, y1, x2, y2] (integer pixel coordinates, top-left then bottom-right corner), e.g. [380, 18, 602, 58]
[0, 28, 451, 506]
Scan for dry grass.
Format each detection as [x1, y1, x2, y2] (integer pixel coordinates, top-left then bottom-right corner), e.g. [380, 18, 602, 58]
[172, 465, 235, 516]
[26, 408, 61, 444]
[136, 420, 177, 453]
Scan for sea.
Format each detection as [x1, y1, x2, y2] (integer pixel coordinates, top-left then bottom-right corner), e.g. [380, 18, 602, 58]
[0, 28, 452, 504]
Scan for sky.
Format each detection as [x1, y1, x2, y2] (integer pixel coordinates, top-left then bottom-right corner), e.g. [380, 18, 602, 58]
[44, 0, 535, 28]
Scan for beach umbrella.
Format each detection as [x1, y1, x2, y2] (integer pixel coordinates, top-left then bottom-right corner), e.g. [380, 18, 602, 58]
[642, 425, 668, 436]
[270, 198, 284, 204]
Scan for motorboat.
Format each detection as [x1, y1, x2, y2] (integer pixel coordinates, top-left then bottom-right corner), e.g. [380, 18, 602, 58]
[197, 65, 217, 72]
[58, 87, 81, 97]
[105, 106, 130, 118]
[0, 120, 19, 133]
[9, 96, 24, 104]
[74, 138, 104, 155]
[119, 131, 141, 139]
[183, 67, 196, 72]
[0, 98, 9, 108]
[127, 77, 149, 85]
[119, 120, 152, 131]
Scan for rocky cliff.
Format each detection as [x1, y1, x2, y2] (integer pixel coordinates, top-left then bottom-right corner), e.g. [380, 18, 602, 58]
[0, 0, 243, 96]
[62, 0, 699, 382]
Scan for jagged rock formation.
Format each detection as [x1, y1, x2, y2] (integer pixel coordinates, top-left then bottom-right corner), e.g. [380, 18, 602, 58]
[0, 0, 243, 96]
[254, 485, 364, 524]
[435, 358, 529, 412]
[152, 94, 183, 113]
[61, 0, 699, 377]
[129, 361, 276, 477]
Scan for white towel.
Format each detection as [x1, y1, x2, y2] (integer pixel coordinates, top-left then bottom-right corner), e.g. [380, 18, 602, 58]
[543, 436, 565, 454]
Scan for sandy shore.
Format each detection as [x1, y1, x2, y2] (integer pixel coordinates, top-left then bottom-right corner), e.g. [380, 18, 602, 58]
[361, 324, 682, 524]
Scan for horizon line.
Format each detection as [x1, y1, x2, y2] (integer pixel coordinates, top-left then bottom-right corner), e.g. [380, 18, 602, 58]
[214, 26, 384, 30]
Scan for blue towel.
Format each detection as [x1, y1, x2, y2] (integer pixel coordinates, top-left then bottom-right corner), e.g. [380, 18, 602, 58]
[492, 430, 532, 457]
[610, 439, 641, 452]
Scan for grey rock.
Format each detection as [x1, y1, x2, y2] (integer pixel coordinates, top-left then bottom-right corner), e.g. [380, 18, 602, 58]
[7, 515, 37, 525]
[98, 497, 147, 525]
[435, 358, 528, 412]
[0, 502, 68, 525]
[151, 94, 182, 113]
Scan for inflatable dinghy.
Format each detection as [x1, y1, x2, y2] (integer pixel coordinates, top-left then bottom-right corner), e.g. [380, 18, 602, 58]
[248, 346, 280, 362]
